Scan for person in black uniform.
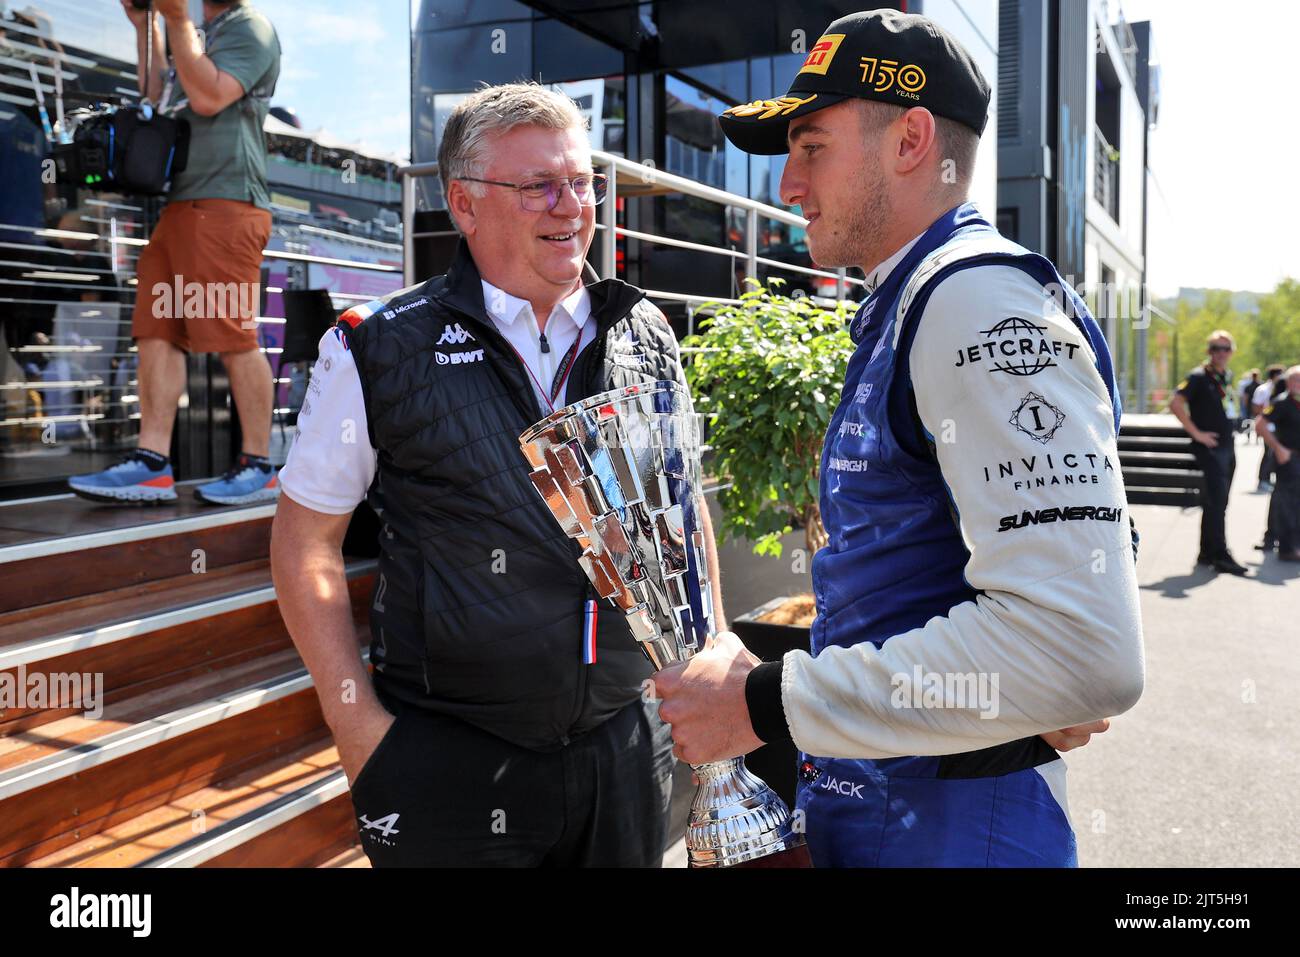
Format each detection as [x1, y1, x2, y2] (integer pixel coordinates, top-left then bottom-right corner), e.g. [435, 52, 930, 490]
[1238, 369, 1260, 435]
[1257, 372, 1290, 551]
[1257, 367, 1300, 562]
[1170, 331, 1248, 575]
[271, 83, 724, 866]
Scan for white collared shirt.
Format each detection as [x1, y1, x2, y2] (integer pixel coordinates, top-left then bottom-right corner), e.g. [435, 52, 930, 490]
[480, 279, 594, 414]
[280, 280, 596, 515]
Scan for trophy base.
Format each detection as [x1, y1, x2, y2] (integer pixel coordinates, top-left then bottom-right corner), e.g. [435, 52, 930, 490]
[721, 842, 813, 869]
[684, 756, 807, 868]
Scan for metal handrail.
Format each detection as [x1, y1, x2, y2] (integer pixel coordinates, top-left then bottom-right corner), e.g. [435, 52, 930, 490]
[0, 222, 399, 273]
[396, 152, 861, 299]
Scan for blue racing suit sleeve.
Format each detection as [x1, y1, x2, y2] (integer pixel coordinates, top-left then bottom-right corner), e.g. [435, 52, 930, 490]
[777, 263, 1145, 759]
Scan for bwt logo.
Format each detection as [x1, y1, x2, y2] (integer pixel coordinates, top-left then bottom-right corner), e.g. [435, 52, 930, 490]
[435, 349, 484, 366]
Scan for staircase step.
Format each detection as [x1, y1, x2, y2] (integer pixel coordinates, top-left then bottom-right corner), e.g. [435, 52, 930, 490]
[27, 740, 350, 868]
[1120, 450, 1199, 470]
[1119, 413, 1193, 438]
[1126, 487, 1200, 507]
[0, 646, 311, 773]
[1118, 436, 1194, 454]
[0, 559, 375, 735]
[0, 643, 367, 866]
[151, 770, 355, 868]
[0, 495, 275, 613]
[1122, 468, 1204, 490]
[319, 845, 370, 868]
[0, 557, 275, 642]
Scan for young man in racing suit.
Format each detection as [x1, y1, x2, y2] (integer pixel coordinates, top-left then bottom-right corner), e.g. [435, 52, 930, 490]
[652, 9, 1144, 867]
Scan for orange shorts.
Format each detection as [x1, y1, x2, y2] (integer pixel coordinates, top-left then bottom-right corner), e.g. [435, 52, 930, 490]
[131, 199, 272, 353]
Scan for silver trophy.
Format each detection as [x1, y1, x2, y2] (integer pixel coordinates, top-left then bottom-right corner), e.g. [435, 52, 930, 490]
[520, 381, 808, 868]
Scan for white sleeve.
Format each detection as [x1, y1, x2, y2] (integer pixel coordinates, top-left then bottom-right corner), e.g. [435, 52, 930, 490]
[278, 327, 378, 515]
[1253, 383, 1272, 409]
[779, 264, 1146, 759]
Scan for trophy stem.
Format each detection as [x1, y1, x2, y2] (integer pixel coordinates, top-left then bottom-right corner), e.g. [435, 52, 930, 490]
[684, 755, 805, 868]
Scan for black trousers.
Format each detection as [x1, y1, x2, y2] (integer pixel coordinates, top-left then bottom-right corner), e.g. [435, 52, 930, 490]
[1260, 447, 1276, 485]
[1193, 442, 1235, 559]
[1273, 459, 1300, 552]
[349, 695, 675, 867]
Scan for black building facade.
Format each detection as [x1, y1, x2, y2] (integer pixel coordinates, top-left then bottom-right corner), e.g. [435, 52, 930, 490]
[410, 0, 904, 312]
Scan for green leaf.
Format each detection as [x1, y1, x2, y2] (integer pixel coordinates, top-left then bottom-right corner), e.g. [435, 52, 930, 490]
[682, 280, 855, 552]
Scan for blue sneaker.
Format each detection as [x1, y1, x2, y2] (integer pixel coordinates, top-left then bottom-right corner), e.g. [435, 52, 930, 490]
[194, 458, 280, 506]
[68, 455, 178, 504]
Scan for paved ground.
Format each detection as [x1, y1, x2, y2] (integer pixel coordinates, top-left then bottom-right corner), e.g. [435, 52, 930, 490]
[662, 435, 1297, 867]
[1068, 436, 1298, 867]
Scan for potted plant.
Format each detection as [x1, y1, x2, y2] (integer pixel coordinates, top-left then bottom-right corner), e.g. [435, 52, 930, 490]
[683, 280, 857, 804]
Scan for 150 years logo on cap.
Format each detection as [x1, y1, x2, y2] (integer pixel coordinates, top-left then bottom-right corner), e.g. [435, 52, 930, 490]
[858, 57, 927, 98]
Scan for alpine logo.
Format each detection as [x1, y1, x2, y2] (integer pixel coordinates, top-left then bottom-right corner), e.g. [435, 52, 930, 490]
[436, 322, 475, 345]
[818, 774, 865, 800]
[359, 811, 401, 846]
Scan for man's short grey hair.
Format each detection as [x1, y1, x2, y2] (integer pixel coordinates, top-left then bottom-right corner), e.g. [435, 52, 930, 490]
[438, 82, 587, 207]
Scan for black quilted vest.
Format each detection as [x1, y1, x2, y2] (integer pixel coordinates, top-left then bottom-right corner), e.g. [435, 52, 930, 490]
[338, 242, 686, 751]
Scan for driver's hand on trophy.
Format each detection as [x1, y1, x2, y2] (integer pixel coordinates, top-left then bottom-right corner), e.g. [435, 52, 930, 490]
[653, 631, 764, 765]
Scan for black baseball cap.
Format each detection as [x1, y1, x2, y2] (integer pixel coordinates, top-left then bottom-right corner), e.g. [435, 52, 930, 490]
[718, 8, 991, 155]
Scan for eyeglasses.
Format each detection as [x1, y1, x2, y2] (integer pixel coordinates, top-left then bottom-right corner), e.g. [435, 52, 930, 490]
[458, 173, 609, 211]
[1209, 344, 1233, 353]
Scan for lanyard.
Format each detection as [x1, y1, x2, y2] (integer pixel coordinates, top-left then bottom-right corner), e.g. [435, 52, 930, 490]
[1201, 364, 1229, 409]
[506, 330, 584, 414]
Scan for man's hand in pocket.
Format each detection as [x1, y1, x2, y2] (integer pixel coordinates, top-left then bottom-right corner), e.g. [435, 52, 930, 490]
[336, 704, 397, 787]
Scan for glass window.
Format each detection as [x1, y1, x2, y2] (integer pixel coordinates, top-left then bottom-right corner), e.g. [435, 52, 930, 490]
[664, 75, 728, 190]
[534, 18, 624, 83]
[413, 22, 534, 93]
[678, 59, 749, 104]
[410, 0, 533, 34]
[771, 52, 805, 93]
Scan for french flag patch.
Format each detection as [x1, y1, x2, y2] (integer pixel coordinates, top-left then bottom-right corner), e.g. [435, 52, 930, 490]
[582, 600, 598, 665]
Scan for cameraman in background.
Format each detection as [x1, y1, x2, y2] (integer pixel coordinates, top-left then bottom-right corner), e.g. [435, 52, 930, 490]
[69, 0, 282, 505]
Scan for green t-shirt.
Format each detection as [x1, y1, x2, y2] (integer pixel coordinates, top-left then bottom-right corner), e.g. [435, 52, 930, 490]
[168, 4, 280, 209]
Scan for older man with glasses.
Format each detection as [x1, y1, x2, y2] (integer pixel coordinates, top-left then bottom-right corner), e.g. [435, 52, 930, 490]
[1171, 331, 1249, 575]
[270, 82, 723, 867]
